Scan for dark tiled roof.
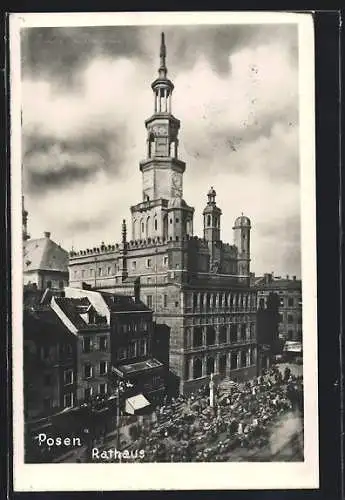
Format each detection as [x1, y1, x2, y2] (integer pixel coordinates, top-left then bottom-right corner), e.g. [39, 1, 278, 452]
[24, 307, 76, 340]
[54, 297, 108, 331]
[98, 291, 151, 313]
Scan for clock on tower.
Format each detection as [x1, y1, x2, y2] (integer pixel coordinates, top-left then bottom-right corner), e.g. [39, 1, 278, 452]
[171, 171, 182, 198]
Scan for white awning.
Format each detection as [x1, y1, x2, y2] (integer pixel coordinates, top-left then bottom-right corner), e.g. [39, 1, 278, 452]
[125, 394, 150, 415]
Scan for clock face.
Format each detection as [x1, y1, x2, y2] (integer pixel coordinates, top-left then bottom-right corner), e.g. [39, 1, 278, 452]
[152, 125, 168, 137]
[172, 172, 182, 197]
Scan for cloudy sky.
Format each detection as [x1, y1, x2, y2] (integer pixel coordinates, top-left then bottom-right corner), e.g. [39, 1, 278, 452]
[21, 22, 301, 277]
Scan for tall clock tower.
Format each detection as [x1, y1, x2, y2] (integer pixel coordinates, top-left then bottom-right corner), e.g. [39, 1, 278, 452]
[131, 33, 194, 241]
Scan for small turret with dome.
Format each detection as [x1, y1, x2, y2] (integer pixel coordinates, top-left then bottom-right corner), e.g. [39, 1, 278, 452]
[203, 187, 222, 243]
[233, 212, 251, 281]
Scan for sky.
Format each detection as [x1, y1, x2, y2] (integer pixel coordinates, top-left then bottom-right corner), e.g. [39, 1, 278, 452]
[21, 22, 301, 277]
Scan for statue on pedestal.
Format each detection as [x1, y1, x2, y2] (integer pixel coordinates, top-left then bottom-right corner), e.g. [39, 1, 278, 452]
[209, 372, 215, 408]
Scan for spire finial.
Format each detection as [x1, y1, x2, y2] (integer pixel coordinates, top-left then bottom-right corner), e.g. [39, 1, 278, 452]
[160, 32, 166, 68]
[158, 32, 168, 79]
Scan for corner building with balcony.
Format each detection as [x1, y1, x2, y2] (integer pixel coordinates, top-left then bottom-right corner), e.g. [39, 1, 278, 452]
[68, 33, 258, 394]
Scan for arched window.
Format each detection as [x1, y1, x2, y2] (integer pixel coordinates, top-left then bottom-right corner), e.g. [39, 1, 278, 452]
[193, 293, 198, 310]
[230, 351, 238, 370]
[193, 327, 203, 347]
[154, 218, 158, 231]
[146, 217, 151, 238]
[193, 358, 202, 379]
[219, 325, 227, 344]
[240, 350, 247, 368]
[206, 293, 211, 309]
[230, 324, 238, 343]
[206, 326, 216, 345]
[212, 294, 217, 309]
[163, 214, 168, 239]
[206, 357, 214, 375]
[140, 219, 144, 234]
[133, 219, 138, 240]
[219, 354, 227, 376]
[240, 323, 246, 341]
[207, 215, 211, 227]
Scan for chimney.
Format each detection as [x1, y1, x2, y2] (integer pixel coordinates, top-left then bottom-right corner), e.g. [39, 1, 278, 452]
[264, 273, 273, 284]
[44, 231, 51, 239]
[134, 277, 141, 303]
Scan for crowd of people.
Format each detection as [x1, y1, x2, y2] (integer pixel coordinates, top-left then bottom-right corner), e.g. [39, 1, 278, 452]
[90, 365, 303, 463]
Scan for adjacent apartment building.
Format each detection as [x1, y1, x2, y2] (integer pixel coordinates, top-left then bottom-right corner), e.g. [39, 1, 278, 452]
[254, 273, 302, 342]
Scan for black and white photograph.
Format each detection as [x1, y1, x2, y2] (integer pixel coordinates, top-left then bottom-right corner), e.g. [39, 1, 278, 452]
[11, 12, 318, 491]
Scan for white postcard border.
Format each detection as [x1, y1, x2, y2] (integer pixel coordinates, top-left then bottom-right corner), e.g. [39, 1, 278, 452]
[11, 11, 318, 491]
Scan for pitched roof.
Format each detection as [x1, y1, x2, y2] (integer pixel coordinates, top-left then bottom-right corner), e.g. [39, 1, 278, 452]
[98, 291, 151, 313]
[54, 296, 108, 331]
[24, 306, 75, 340]
[23, 235, 68, 273]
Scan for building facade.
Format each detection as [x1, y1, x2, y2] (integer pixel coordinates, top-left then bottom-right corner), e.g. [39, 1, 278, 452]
[68, 33, 258, 394]
[23, 289, 77, 420]
[255, 274, 302, 342]
[23, 230, 69, 291]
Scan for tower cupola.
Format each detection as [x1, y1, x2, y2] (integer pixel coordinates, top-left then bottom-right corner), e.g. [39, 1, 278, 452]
[203, 187, 222, 243]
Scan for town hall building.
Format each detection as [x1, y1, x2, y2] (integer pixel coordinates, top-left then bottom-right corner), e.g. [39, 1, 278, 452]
[68, 33, 258, 394]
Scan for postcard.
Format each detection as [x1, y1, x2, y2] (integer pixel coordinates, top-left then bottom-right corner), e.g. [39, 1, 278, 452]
[10, 11, 318, 491]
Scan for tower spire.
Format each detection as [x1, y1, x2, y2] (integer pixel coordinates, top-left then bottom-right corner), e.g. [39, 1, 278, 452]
[159, 32, 167, 79]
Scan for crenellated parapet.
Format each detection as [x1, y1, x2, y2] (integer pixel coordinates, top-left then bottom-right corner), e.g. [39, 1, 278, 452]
[69, 243, 120, 258]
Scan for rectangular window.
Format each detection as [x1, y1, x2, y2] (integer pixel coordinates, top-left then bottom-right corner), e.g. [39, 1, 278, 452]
[139, 339, 148, 356]
[146, 258, 152, 268]
[287, 314, 294, 324]
[81, 269, 85, 278]
[64, 369, 73, 385]
[118, 347, 127, 360]
[43, 397, 52, 410]
[99, 383, 107, 395]
[163, 294, 168, 307]
[84, 363, 93, 379]
[84, 387, 92, 401]
[147, 277, 151, 284]
[132, 261, 137, 270]
[90, 268, 94, 276]
[128, 341, 137, 358]
[41, 345, 50, 359]
[288, 298, 294, 307]
[64, 392, 74, 408]
[146, 295, 153, 308]
[163, 256, 168, 266]
[99, 336, 108, 351]
[98, 268, 102, 276]
[99, 361, 107, 375]
[279, 313, 284, 322]
[107, 266, 111, 275]
[83, 337, 91, 353]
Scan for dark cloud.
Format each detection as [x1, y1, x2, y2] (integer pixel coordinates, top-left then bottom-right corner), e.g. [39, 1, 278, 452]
[21, 26, 145, 89]
[27, 162, 98, 193]
[23, 128, 125, 195]
[21, 24, 298, 87]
